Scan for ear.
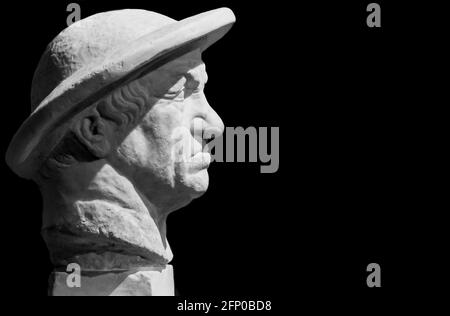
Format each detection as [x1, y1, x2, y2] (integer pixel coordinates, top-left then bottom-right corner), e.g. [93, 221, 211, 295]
[73, 111, 112, 158]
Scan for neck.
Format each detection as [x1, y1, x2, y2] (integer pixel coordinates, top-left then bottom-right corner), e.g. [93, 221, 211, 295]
[39, 160, 173, 269]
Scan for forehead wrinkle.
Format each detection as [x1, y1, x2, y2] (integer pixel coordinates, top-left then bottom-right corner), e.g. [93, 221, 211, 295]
[159, 49, 202, 73]
[152, 61, 205, 87]
[137, 53, 206, 94]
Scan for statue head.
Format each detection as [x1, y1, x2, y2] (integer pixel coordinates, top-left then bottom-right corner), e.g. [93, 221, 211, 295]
[6, 8, 235, 269]
[42, 49, 223, 213]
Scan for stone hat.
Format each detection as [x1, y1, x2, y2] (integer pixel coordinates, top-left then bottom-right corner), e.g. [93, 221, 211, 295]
[6, 8, 235, 179]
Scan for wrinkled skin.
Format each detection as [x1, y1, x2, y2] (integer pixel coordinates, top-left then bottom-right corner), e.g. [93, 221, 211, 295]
[109, 49, 224, 213]
[38, 49, 225, 266]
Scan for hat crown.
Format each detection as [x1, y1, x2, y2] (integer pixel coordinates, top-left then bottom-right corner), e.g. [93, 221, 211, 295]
[31, 9, 175, 111]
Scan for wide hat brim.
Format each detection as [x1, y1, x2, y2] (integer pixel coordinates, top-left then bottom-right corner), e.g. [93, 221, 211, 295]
[6, 8, 235, 179]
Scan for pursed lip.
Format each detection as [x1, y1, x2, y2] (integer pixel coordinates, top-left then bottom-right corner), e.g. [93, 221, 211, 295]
[190, 139, 209, 157]
[189, 140, 211, 169]
[189, 152, 211, 169]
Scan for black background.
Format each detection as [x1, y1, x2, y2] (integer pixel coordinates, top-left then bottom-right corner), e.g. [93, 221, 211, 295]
[0, 0, 443, 305]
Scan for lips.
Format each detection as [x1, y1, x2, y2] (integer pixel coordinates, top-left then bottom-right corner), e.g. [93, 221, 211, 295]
[173, 135, 212, 170]
[188, 151, 211, 169]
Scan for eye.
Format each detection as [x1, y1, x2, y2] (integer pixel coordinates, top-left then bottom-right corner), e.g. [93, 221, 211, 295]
[168, 84, 201, 101]
[172, 87, 185, 101]
[163, 85, 185, 101]
[160, 77, 203, 101]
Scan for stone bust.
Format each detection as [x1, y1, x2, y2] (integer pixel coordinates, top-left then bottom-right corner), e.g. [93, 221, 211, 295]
[5, 8, 235, 295]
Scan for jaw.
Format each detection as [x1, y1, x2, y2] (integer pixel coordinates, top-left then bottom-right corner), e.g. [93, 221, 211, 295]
[181, 169, 209, 197]
[146, 168, 209, 214]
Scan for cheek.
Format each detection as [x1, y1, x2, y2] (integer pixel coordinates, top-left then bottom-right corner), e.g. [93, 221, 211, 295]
[116, 128, 155, 168]
[142, 102, 186, 139]
[116, 102, 193, 177]
[130, 102, 188, 167]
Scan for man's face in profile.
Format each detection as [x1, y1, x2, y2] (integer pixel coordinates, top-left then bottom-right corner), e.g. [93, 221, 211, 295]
[111, 49, 224, 212]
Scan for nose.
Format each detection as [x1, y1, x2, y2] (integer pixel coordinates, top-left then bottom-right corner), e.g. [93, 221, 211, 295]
[190, 94, 224, 141]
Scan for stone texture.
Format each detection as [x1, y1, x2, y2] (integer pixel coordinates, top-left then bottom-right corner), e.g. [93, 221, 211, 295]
[5, 8, 235, 295]
[51, 265, 174, 296]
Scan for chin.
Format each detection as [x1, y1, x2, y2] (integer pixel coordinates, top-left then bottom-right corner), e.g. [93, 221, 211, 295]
[181, 169, 209, 199]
